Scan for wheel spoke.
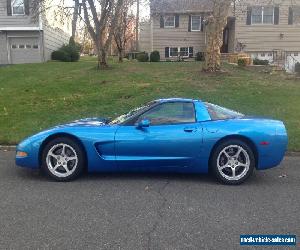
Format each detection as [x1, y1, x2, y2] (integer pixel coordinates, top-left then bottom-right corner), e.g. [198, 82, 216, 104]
[219, 164, 229, 171]
[231, 168, 236, 178]
[237, 163, 248, 168]
[61, 164, 70, 173]
[49, 153, 59, 160]
[53, 163, 60, 170]
[223, 150, 230, 159]
[61, 144, 66, 156]
[234, 147, 242, 158]
[67, 156, 77, 162]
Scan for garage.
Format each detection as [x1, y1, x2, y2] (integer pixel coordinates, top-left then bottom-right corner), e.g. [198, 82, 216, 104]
[9, 37, 42, 64]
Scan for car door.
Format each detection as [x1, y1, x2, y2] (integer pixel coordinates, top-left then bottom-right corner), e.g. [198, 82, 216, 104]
[114, 101, 203, 170]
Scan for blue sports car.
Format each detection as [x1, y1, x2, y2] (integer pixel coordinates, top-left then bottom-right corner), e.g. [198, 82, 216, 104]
[16, 98, 288, 184]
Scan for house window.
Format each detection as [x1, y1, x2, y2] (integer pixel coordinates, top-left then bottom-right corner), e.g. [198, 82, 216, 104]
[168, 47, 191, 58]
[295, 52, 299, 56]
[293, 7, 300, 24]
[164, 16, 175, 28]
[33, 44, 39, 49]
[11, 44, 17, 49]
[180, 47, 189, 57]
[170, 47, 178, 57]
[19, 44, 25, 49]
[26, 44, 31, 49]
[191, 16, 201, 31]
[261, 53, 265, 57]
[11, 0, 25, 15]
[252, 6, 274, 24]
[268, 52, 273, 57]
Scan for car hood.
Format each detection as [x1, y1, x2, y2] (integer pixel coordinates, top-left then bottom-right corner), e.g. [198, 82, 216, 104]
[55, 117, 110, 128]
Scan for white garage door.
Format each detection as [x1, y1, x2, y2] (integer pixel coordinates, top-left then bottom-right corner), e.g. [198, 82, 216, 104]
[9, 37, 41, 64]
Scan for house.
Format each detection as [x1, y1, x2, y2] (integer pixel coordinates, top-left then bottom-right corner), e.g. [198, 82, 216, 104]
[141, 0, 300, 71]
[0, 0, 70, 64]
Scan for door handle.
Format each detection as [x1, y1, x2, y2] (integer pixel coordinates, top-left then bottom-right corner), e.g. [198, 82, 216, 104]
[184, 127, 197, 132]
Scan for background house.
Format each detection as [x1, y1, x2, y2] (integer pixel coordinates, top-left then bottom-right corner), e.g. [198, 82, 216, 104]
[141, 0, 300, 71]
[0, 0, 71, 64]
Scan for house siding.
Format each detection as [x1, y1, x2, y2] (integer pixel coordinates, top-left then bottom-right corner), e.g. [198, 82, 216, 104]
[0, 0, 38, 28]
[152, 14, 206, 59]
[139, 21, 151, 52]
[43, 24, 70, 61]
[0, 32, 8, 64]
[235, 0, 300, 52]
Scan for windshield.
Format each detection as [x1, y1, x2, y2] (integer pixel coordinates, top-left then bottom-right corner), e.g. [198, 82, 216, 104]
[205, 102, 244, 120]
[109, 101, 157, 125]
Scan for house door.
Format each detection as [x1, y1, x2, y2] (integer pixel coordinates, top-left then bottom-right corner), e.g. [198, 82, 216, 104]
[221, 27, 229, 53]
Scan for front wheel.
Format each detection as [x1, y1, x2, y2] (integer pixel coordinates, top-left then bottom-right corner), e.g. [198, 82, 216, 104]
[41, 137, 85, 181]
[211, 140, 255, 185]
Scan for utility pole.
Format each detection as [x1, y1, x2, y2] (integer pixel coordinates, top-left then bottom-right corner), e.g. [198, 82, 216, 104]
[135, 0, 139, 51]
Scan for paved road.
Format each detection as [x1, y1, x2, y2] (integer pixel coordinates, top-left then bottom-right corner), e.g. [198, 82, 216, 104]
[0, 150, 299, 250]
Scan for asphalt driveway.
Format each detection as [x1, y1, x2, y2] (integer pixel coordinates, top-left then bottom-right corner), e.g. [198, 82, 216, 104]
[0, 150, 299, 250]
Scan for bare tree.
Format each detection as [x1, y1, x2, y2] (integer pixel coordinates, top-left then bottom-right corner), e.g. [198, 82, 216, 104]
[114, 2, 135, 62]
[82, 0, 124, 69]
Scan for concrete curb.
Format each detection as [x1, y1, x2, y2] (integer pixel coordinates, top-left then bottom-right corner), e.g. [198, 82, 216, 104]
[0, 146, 16, 151]
[1, 145, 300, 156]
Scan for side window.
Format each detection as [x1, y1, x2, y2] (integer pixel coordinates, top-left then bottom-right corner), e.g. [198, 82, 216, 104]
[137, 102, 196, 125]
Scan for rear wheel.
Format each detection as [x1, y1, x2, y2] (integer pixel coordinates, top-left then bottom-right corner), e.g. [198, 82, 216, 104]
[42, 137, 85, 181]
[211, 139, 255, 185]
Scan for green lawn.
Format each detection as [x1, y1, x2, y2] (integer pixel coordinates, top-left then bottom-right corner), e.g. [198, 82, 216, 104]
[0, 57, 299, 151]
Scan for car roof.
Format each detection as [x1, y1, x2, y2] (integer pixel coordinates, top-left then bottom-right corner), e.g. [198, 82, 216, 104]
[155, 98, 200, 103]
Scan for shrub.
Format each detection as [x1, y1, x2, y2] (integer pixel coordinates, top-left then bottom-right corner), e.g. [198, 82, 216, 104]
[61, 44, 80, 62]
[51, 37, 80, 62]
[253, 58, 269, 65]
[295, 62, 300, 74]
[137, 52, 149, 62]
[150, 51, 160, 62]
[238, 58, 247, 67]
[51, 50, 71, 62]
[195, 52, 205, 61]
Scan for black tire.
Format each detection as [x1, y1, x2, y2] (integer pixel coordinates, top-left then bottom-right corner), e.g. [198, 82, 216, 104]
[210, 139, 255, 185]
[41, 137, 85, 181]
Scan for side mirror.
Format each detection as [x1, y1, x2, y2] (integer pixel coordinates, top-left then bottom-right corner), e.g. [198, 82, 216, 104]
[137, 119, 150, 129]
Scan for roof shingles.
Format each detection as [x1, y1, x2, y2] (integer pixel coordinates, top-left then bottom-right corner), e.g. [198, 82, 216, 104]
[150, 0, 213, 14]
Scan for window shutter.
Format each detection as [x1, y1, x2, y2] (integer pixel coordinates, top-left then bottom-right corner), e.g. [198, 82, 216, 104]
[165, 47, 169, 58]
[24, 0, 30, 15]
[160, 16, 164, 28]
[175, 14, 179, 28]
[246, 6, 252, 25]
[189, 47, 193, 58]
[274, 7, 279, 25]
[201, 17, 204, 31]
[288, 7, 293, 25]
[188, 15, 191, 32]
[7, 0, 12, 16]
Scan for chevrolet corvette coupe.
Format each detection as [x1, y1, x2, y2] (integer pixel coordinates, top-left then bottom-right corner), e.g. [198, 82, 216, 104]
[16, 98, 288, 184]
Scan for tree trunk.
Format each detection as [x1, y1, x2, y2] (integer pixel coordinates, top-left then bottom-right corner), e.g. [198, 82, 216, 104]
[99, 49, 108, 69]
[204, 22, 223, 72]
[203, 0, 231, 72]
[135, 0, 139, 51]
[71, 0, 79, 39]
[118, 49, 123, 62]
